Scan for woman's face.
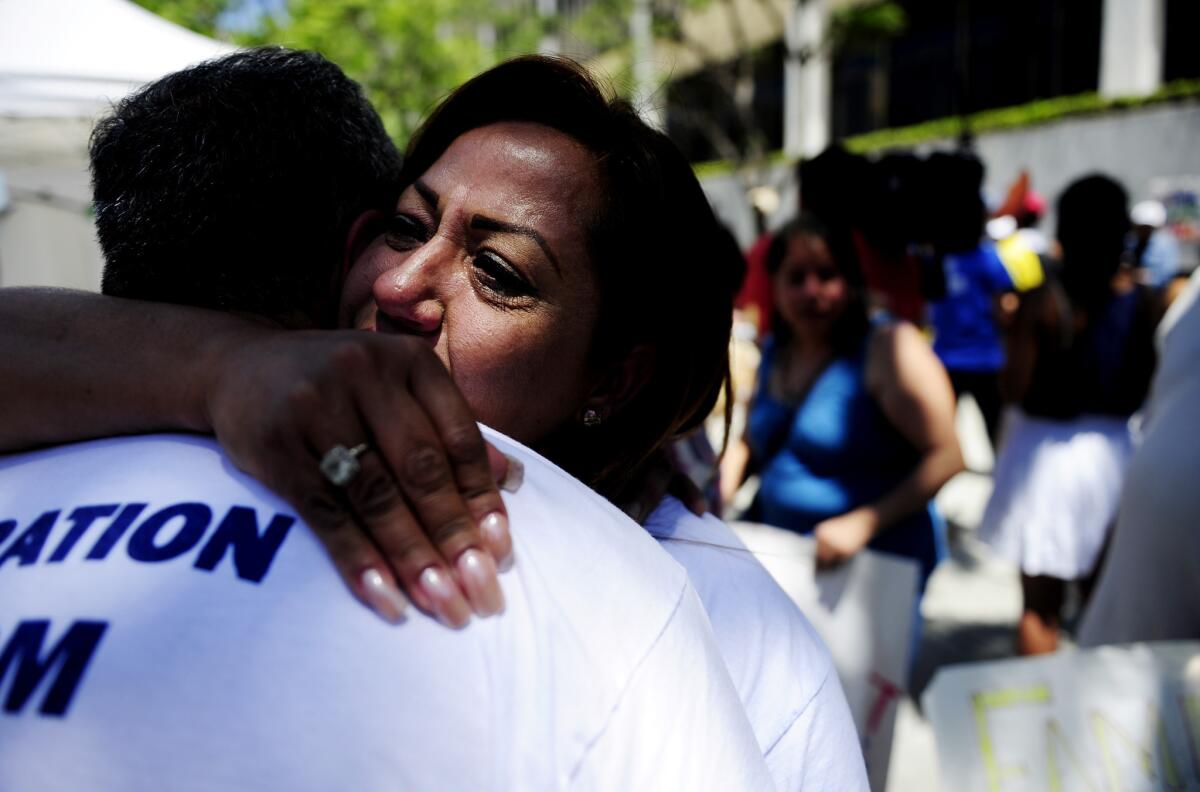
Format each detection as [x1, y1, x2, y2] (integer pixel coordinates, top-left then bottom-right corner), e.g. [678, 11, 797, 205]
[772, 233, 849, 336]
[339, 122, 605, 446]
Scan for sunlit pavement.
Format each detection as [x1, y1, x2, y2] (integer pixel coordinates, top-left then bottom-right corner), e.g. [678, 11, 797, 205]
[886, 397, 1024, 791]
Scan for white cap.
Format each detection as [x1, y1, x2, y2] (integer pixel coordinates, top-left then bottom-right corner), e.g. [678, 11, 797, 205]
[1131, 199, 1167, 228]
[986, 214, 1017, 240]
[748, 185, 781, 216]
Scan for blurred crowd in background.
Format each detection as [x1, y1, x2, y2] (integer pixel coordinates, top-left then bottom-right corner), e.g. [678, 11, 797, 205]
[684, 143, 1197, 663]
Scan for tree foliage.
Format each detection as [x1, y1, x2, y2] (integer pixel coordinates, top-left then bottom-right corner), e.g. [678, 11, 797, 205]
[137, 0, 549, 144]
[246, 0, 498, 143]
[134, 0, 233, 36]
[829, 1, 906, 50]
[136, 0, 850, 165]
[135, 0, 724, 144]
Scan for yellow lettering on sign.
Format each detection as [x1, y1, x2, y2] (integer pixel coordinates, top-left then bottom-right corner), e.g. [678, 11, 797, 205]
[972, 686, 1050, 791]
[1090, 705, 1183, 789]
[1182, 694, 1200, 783]
[1046, 720, 1100, 792]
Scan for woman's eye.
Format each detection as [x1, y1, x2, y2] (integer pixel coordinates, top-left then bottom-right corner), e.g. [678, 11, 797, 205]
[473, 251, 536, 301]
[384, 214, 428, 250]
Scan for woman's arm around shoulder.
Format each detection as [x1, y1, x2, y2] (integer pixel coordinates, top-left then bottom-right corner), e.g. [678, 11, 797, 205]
[0, 287, 250, 449]
[0, 286, 514, 627]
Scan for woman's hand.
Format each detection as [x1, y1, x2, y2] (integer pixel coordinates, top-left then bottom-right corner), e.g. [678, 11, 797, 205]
[208, 327, 517, 628]
[0, 289, 516, 627]
[813, 508, 879, 569]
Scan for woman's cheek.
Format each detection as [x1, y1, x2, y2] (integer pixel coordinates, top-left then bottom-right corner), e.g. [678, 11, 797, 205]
[445, 322, 553, 435]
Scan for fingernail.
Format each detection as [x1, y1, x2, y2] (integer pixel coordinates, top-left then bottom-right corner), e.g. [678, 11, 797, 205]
[360, 568, 407, 624]
[480, 511, 513, 570]
[500, 454, 524, 493]
[457, 548, 505, 617]
[419, 566, 472, 628]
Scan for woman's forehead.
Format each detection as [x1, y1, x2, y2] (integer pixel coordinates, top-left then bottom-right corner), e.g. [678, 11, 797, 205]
[411, 122, 602, 287]
[783, 233, 834, 265]
[423, 122, 600, 212]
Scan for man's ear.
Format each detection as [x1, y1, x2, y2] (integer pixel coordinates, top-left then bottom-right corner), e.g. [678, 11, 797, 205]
[583, 345, 656, 422]
[341, 209, 389, 283]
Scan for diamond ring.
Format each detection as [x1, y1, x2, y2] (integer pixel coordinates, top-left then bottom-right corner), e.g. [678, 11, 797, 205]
[319, 443, 370, 487]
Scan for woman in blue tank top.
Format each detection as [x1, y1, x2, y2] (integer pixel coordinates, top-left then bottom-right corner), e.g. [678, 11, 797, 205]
[723, 215, 964, 589]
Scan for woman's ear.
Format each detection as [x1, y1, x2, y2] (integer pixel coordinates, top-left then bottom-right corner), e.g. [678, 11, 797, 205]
[582, 345, 656, 422]
[341, 209, 389, 283]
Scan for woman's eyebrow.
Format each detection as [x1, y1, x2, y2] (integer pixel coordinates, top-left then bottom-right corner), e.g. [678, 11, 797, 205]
[469, 215, 562, 276]
[414, 179, 440, 210]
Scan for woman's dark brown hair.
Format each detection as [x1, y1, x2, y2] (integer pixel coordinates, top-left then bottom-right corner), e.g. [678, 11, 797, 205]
[1056, 173, 1129, 309]
[402, 55, 737, 502]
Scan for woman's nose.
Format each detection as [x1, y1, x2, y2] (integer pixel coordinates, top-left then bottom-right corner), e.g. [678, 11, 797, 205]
[371, 240, 450, 337]
[801, 274, 823, 298]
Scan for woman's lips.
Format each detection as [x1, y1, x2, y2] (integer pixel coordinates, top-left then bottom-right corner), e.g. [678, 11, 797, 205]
[374, 310, 441, 346]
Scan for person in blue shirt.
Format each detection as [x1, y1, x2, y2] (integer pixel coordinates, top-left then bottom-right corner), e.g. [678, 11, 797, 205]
[722, 215, 964, 590]
[930, 238, 1016, 450]
[1130, 199, 1181, 289]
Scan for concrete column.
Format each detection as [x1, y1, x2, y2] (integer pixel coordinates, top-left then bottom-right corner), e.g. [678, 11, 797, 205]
[1099, 0, 1165, 98]
[784, 0, 831, 159]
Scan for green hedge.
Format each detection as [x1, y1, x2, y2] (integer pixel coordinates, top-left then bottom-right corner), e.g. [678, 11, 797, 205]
[845, 78, 1200, 153]
[693, 79, 1200, 176]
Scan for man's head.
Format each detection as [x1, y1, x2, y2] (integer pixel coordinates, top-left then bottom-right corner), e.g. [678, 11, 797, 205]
[91, 47, 401, 327]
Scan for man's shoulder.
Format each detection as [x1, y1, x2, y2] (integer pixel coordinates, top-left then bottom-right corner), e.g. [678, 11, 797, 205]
[0, 433, 735, 789]
[0, 433, 284, 506]
[482, 426, 690, 599]
[4, 430, 696, 657]
[645, 496, 809, 631]
[480, 427, 695, 664]
[645, 497, 837, 745]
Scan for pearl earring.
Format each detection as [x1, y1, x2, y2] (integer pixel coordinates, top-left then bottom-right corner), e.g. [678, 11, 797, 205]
[582, 408, 602, 427]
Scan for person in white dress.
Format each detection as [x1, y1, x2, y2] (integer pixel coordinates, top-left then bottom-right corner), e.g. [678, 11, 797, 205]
[979, 174, 1159, 654]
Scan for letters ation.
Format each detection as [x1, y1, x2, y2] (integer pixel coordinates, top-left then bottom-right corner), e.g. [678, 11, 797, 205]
[126, 503, 212, 562]
[85, 503, 148, 560]
[0, 619, 107, 716]
[0, 520, 15, 548]
[47, 504, 120, 562]
[0, 500, 293, 583]
[0, 511, 60, 569]
[193, 506, 294, 584]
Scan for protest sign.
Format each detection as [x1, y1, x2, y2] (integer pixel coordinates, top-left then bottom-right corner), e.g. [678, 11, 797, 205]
[732, 522, 920, 790]
[923, 641, 1200, 791]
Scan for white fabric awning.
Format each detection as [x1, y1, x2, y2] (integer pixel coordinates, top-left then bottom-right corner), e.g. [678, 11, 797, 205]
[0, 0, 235, 119]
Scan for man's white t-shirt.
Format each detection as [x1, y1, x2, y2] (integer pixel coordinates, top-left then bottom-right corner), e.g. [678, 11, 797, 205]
[0, 430, 771, 791]
[646, 496, 869, 791]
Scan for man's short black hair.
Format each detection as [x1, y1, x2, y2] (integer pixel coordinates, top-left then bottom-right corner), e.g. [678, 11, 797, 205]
[91, 47, 402, 327]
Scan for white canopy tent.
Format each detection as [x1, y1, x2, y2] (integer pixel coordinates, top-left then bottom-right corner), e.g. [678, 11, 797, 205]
[0, 0, 235, 289]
